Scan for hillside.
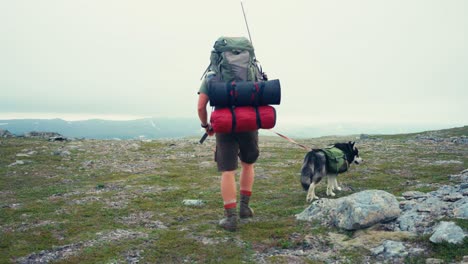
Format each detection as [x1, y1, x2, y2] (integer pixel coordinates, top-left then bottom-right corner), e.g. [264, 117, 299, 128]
[0, 118, 200, 139]
[0, 126, 467, 263]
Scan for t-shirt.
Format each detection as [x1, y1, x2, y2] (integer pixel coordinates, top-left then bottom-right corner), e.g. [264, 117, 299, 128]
[198, 78, 209, 95]
[197, 72, 217, 95]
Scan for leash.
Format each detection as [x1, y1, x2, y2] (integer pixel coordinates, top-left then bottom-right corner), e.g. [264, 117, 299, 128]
[200, 129, 312, 152]
[268, 130, 311, 151]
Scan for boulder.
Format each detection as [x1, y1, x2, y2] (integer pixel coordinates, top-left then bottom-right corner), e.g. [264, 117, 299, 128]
[429, 221, 466, 244]
[0, 129, 14, 138]
[453, 199, 468, 219]
[296, 190, 401, 230]
[371, 240, 408, 258]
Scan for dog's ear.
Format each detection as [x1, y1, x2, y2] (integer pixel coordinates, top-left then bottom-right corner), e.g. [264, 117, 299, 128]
[351, 141, 355, 147]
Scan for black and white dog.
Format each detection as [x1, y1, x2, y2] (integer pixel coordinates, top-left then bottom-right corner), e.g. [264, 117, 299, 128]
[301, 142, 362, 202]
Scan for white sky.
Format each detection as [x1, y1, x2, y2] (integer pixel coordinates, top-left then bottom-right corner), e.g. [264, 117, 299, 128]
[0, 0, 467, 126]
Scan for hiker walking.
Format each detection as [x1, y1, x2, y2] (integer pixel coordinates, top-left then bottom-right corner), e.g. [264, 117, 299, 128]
[197, 36, 271, 231]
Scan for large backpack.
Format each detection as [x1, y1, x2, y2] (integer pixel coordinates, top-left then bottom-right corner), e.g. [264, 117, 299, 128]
[203, 36, 266, 82]
[204, 36, 277, 134]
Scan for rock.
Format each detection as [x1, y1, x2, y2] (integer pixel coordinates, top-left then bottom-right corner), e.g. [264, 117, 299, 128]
[402, 191, 428, 200]
[182, 199, 205, 207]
[8, 160, 31, 167]
[360, 134, 370, 139]
[425, 258, 444, 264]
[199, 161, 213, 168]
[443, 193, 464, 202]
[60, 150, 71, 156]
[429, 221, 466, 244]
[0, 129, 14, 138]
[24, 131, 63, 139]
[399, 200, 417, 211]
[434, 160, 462, 165]
[452, 136, 468, 144]
[397, 211, 430, 233]
[296, 190, 400, 230]
[371, 240, 408, 258]
[453, 200, 468, 219]
[2, 203, 21, 209]
[463, 256, 468, 263]
[52, 150, 71, 157]
[395, 178, 468, 234]
[49, 136, 68, 142]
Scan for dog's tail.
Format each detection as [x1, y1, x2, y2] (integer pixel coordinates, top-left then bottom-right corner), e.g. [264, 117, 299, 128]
[300, 151, 315, 190]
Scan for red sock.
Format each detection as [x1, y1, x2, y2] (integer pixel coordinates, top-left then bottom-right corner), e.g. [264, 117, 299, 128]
[240, 190, 252, 196]
[224, 202, 236, 209]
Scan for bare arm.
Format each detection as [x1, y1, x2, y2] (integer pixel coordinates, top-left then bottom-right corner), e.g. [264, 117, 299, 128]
[197, 93, 209, 125]
[197, 93, 214, 136]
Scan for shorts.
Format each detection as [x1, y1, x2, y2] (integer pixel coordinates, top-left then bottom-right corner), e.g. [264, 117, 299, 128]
[215, 130, 259, 172]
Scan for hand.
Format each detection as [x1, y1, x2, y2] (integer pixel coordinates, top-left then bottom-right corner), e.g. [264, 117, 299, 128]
[205, 124, 214, 136]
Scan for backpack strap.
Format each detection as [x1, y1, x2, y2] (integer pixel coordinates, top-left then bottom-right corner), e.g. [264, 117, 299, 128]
[253, 82, 260, 106]
[258, 81, 265, 105]
[255, 106, 262, 129]
[200, 64, 210, 80]
[251, 82, 265, 106]
[229, 81, 238, 106]
[230, 106, 237, 133]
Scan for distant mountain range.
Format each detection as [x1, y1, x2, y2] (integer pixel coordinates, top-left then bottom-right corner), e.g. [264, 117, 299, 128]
[0, 118, 201, 139]
[0, 118, 465, 140]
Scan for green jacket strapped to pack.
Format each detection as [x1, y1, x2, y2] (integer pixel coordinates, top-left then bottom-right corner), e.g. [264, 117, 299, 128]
[322, 147, 347, 174]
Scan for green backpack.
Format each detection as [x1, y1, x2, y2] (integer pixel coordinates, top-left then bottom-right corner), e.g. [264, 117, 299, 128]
[322, 147, 347, 174]
[203, 36, 266, 82]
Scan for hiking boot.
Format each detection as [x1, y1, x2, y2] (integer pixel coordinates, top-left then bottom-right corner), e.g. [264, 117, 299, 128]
[239, 194, 254, 219]
[219, 208, 237, 231]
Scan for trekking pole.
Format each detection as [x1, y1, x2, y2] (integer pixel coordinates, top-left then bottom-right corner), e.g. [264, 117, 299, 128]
[199, 133, 208, 144]
[199, 127, 213, 144]
[240, 0, 253, 45]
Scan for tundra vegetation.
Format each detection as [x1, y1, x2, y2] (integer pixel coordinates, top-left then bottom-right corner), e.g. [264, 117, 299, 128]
[0, 126, 467, 263]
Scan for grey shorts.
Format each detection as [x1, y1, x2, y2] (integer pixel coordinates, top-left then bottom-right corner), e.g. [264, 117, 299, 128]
[215, 131, 259, 172]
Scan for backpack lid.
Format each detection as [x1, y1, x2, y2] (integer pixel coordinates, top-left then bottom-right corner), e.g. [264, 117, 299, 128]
[213, 36, 255, 54]
[201, 36, 263, 82]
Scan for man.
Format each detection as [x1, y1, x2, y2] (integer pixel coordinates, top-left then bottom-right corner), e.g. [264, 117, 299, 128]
[197, 77, 258, 232]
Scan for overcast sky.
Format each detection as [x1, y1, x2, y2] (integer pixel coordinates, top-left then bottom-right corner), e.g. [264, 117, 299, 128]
[1, 0, 467, 128]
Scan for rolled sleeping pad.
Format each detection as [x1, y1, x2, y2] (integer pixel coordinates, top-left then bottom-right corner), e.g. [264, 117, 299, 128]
[210, 105, 276, 133]
[208, 79, 281, 107]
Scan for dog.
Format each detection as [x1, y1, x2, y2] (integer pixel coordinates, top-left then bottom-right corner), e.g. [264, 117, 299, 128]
[301, 141, 362, 202]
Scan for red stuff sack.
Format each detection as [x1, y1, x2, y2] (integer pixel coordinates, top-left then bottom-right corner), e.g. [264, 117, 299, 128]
[210, 106, 276, 133]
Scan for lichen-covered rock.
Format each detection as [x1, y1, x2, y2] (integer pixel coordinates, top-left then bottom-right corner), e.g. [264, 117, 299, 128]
[429, 221, 466, 244]
[395, 174, 468, 234]
[296, 190, 400, 230]
[371, 240, 408, 258]
[453, 200, 468, 219]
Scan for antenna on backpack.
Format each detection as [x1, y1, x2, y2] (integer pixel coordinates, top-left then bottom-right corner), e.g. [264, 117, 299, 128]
[240, 0, 253, 45]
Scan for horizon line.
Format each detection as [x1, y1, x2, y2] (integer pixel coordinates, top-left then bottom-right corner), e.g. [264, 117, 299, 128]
[0, 112, 466, 127]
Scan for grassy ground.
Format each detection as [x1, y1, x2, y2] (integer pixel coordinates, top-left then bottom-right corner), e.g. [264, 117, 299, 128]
[0, 126, 467, 263]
